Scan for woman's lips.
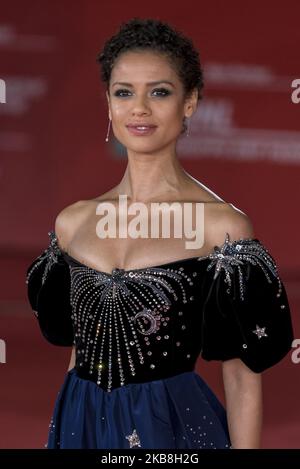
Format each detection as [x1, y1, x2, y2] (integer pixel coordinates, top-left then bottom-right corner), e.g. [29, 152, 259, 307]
[126, 125, 157, 136]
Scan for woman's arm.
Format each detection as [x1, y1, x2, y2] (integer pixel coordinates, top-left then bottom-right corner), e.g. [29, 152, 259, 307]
[222, 358, 263, 449]
[68, 346, 76, 371]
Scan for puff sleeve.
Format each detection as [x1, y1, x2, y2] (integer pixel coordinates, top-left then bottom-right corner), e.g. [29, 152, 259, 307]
[26, 230, 74, 346]
[200, 233, 294, 373]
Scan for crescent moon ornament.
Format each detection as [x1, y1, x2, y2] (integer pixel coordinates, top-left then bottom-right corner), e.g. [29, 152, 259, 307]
[132, 308, 161, 335]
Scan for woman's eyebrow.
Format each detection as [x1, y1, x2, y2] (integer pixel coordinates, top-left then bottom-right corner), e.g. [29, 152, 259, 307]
[112, 80, 175, 88]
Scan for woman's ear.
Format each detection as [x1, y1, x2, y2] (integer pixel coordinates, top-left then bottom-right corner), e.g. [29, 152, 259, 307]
[184, 88, 198, 118]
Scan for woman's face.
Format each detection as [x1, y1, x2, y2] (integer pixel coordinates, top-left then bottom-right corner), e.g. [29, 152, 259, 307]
[106, 50, 197, 154]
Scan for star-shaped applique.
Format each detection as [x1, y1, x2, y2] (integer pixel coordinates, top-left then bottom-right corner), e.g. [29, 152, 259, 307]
[26, 231, 62, 286]
[125, 429, 141, 448]
[198, 232, 281, 301]
[92, 264, 183, 306]
[252, 324, 268, 339]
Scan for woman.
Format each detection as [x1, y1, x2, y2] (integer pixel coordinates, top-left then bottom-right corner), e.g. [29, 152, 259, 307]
[26, 18, 294, 449]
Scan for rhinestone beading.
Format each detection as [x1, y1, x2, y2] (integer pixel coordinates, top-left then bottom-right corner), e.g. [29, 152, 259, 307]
[198, 232, 282, 300]
[69, 258, 191, 392]
[26, 231, 62, 286]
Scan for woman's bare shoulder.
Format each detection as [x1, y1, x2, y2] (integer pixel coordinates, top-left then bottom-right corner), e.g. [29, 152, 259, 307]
[183, 174, 226, 203]
[54, 200, 92, 250]
[207, 202, 255, 248]
[54, 190, 117, 250]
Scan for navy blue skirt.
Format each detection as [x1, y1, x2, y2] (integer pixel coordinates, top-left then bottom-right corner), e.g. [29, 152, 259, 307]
[47, 368, 231, 449]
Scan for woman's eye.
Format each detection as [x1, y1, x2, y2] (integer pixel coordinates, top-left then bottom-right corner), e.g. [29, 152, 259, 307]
[152, 88, 171, 97]
[114, 89, 132, 97]
[113, 88, 171, 98]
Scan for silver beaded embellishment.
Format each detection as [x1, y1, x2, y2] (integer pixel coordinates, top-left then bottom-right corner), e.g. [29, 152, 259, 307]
[69, 259, 190, 392]
[125, 429, 141, 448]
[197, 232, 282, 300]
[252, 324, 268, 339]
[26, 231, 62, 286]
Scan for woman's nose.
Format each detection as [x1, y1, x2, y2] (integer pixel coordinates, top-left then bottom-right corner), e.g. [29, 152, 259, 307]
[131, 96, 151, 115]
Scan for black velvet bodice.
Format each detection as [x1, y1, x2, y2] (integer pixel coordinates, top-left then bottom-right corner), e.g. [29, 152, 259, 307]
[26, 231, 294, 392]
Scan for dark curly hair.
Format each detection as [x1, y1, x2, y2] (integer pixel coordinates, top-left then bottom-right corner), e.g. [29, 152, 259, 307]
[97, 18, 204, 102]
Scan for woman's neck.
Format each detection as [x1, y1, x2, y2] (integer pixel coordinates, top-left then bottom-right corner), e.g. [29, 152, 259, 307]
[116, 158, 192, 203]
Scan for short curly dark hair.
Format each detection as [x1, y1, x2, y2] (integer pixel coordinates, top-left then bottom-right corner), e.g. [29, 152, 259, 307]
[97, 17, 204, 102]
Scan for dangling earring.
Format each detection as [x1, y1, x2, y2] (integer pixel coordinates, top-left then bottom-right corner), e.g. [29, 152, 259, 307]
[185, 117, 190, 137]
[105, 118, 111, 142]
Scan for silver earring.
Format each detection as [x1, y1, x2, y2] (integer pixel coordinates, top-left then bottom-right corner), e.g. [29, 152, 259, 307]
[105, 118, 111, 142]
